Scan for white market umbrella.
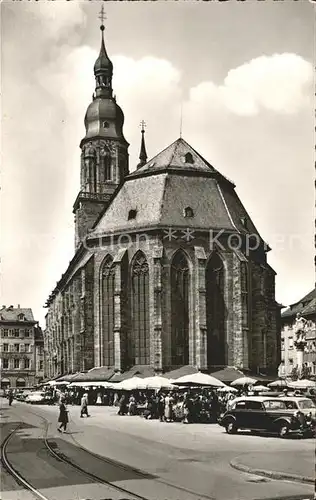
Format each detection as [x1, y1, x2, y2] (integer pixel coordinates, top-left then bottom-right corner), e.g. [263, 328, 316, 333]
[136, 376, 175, 390]
[173, 372, 226, 388]
[251, 385, 270, 392]
[287, 379, 315, 390]
[231, 376, 257, 387]
[47, 380, 70, 386]
[114, 376, 144, 391]
[216, 385, 238, 393]
[69, 381, 114, 388]
[267, 379, 290, 388]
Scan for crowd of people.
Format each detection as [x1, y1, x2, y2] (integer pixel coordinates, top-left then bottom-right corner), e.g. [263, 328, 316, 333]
[52, 386, 249, 425]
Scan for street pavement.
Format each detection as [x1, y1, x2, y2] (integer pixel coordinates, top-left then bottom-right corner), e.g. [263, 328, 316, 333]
[1, 399, 314, 500]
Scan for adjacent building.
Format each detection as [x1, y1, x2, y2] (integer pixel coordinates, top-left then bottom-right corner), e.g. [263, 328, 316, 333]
[0, 306, 44, 388]
[44, 23, 280, 379]
[280, 288, 316, 377]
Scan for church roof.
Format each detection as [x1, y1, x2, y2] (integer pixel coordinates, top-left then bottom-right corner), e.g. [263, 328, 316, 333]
[129, 137, 233, 181]
[90, 138, 262, 239]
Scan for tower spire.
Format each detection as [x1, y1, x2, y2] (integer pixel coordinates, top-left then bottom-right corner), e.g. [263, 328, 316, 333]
[137, 120, 148, 169]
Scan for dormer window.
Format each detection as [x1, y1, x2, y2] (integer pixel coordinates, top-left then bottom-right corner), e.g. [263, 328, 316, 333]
[128, 209, 137, 220]
[240, 217, 248, 229]
[103, 121, 109, 129]
[18, 313, 25, 320]
[184, 206, 194, 218]
[184, 152, 194, 164]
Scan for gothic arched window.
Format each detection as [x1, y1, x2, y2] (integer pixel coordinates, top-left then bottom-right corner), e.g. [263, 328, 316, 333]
[241, 262, 249, 328]
[185, 152, 194, 164]
[171, 251, 190, 366]
[101, 255, 115, 366]
[100, 147, 111, 181]
[206, 252, 226, 368]
[130, 251, 150, 365]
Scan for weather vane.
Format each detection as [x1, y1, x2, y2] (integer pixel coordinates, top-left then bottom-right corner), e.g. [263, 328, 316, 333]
[98, 5, 106, 30]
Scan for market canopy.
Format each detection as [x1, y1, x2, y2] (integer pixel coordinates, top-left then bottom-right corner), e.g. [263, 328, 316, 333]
[267, 379, 290, 388]
[209, 367, 245, 383]
[45, 380, 70, 386]
[287, 379, 315, 389]
[216, 385, 238, 393]
[251, 385, 270, 392]
[231, 376, 258, 387]
[173, 372, 226, 387]
[136, 376, 175, 390]
[114, 376, 144, 391]
[69, 381, 114, 388]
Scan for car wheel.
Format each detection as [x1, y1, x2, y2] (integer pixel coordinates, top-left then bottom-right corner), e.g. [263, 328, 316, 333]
[226, 420, 237, 434]
[278, 423, 289, 438]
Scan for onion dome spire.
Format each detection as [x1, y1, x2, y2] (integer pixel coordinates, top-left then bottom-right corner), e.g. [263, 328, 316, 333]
[137, 121, 148, 169]
[94, 7, 113, 99]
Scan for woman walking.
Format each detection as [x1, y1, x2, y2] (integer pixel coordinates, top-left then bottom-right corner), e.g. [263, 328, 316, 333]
[57, 398, 69, 433]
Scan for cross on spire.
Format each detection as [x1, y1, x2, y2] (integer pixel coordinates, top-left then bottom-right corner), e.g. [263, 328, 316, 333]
[140, 120, 146, 133]
[98, 5, 106, 30]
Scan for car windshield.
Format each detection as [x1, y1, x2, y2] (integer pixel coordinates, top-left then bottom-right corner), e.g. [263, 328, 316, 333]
[283, 401, 298, 409]
[263, 400, 287, 410]
[298, 399, 316, 409]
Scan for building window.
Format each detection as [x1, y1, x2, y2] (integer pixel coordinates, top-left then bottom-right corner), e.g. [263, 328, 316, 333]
[14, 344, 19, 353]
[128, 209, 137, 220]
[206, 252, 226, 368]
[288, 358, 293, 365]
[262, 329, 267, 368]
[184, 152, 194, 164]
[171, 250, 190, 366]
[130, 251, 150, 366]
[3, 343, 8, 352]
[240, 217, 248, 229]
[184, 206, 194, 218]
[24, 329, 30, 337]
[240, 262, 249, 328]
[24, 344, 30, 353]
[25, 359, 30, 369]
[14, 359, 20, 369]
[103, 121, 109, 128]
[39, 360, 43, 370]
[13, 329, 19, 337]
[312, 361, 316, 375]
[2, 329, 8, 337]
[2, 358, 8, 369]
[281, 338, 285, 350]
[288, 337, 293, 349]
[101, 255, 115, 367]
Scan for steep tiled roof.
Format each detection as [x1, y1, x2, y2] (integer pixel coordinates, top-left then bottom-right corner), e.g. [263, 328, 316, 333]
[282, 287, 316, 319]
[0, 307, 35, 322]
[128, 138, 228, 178]
[90, 137, 264, 243]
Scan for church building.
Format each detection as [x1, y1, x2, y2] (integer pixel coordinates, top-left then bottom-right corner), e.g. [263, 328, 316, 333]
[44, 23, 280, 379]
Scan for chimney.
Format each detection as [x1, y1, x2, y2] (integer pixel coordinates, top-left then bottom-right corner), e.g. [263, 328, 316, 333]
[18, 304, 20, 309]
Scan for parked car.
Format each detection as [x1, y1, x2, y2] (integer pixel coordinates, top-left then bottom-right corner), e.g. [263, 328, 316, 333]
[17, 389, 34, 402]
[218, 396, 315, 438]
[25, 391, 54, 405]
[280, 396, 316, 418]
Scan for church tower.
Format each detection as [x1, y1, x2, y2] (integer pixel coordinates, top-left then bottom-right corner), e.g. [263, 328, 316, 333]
[73, 13, 129, 249]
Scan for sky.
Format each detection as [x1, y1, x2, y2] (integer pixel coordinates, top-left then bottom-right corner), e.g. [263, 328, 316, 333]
[1, 0, 314, 326]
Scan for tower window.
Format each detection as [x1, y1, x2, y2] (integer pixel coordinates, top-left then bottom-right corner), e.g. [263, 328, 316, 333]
[184, 152, 194, 164]
[103, 121, 109, 129]
[128, 209, 137, 220]
[184, 206, 194, 218]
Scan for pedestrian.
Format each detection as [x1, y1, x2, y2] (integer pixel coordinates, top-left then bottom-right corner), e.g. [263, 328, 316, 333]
[118, 394, 127, 415]
[164, 392, 174, 422]
[157, 393, 165, 422]
[57, 398, 69, 433]
[8, 390, 13, 406]
[80, 393, 90, 417]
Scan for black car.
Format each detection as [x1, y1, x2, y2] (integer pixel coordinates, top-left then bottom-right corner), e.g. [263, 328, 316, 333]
[218, 396, 315, 438]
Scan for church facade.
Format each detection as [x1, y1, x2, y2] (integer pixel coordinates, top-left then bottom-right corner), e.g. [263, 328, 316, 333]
[44, 26, 280, 380]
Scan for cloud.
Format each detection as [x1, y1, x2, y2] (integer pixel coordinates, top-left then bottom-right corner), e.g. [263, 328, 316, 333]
[189, 53, 313, 116]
